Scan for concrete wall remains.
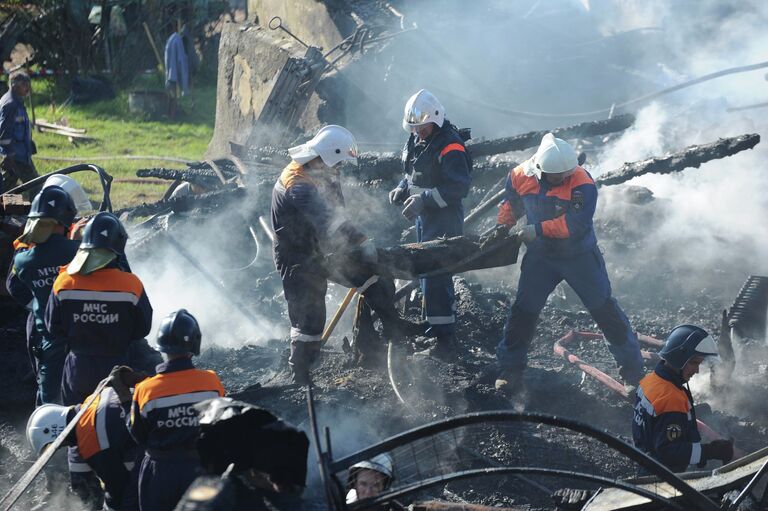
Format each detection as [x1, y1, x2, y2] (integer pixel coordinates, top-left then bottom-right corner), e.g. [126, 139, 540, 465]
[247, 0, 356, 52]
[206, 22, 308, 158]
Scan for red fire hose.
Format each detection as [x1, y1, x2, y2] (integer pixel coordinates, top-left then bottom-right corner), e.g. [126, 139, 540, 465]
[554, 330, 745, 458]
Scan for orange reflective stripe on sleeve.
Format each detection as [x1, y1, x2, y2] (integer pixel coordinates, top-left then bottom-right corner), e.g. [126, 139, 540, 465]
[439, 143, 466, 157]
[541, 215, 570, 238]
[497, 201, 516, 227]
[511, 166, 539, 196]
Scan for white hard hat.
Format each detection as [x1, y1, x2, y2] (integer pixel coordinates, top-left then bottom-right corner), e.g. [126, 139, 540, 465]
[350, 453, 394, 480]
[288, 125, 358, 168]
[27, 404, 69, 456]
[43, 174, 93, 215]
[530, 133, 578, 179]
[403, 89, 445, 133]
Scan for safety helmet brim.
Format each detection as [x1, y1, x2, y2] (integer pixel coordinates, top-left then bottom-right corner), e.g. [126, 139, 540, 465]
[287, 143, 320, 166]
[18, 218, 57, 244]
[67, 247, 116, 275]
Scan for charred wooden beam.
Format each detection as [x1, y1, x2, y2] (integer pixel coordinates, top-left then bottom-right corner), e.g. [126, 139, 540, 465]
[136, 167, 221, 187]
[465, 133, 761, 229]
[115, 186, 244, 219]
[234, 115, 635, 182]
[468, 114, 635, 158]
[322, 234, 521, 282]
[595, 133, 760, 186]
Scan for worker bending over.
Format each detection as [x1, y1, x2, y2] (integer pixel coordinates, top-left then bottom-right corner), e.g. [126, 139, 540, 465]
[633, 325, 734, 472]
[492, 133, 644, 397]
[271, 125, 411, 383]
[389, 89, 471, 360]
[129, 309, 225, 511]
[7, 185, 79, 403]
[26, 367, 145, 510]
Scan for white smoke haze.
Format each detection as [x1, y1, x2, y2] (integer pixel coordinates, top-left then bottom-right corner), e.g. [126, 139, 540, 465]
[121, 0, 768, 361]
[128, 208, 286, 350]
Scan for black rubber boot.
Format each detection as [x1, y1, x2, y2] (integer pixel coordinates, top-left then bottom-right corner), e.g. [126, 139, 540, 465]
[289, 340, 321, 385]
[494, 370, 525, 400]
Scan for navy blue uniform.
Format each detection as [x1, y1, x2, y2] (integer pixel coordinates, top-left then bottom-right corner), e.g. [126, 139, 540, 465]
[130, 358, 225, 511]
[633, 362, 702, 472]
[495, 164, 643, 383]
[396, 120, 471, 339]
[8, 234, 79, 403]
[5, 240, 38, 379]
[0, 89, 32, 164]
[66, 386, 139, 510]
[46, 264, 153, 405]
[0, 89, 37, 192]
[271, 161, 394, 345]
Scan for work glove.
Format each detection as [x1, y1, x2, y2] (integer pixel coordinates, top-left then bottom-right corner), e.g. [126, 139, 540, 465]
[699, 439, 734, 466]
[401, 194, 424, 221]
[479, 224, 510, 251]
[69, 217, 90, 240]
[359, 239, 378, 264]
[389, 186, 407, 205]
[516, 224, 537, 243]
[107, 365, 148, 404]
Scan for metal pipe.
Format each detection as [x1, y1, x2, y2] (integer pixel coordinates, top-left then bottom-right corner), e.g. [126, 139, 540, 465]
[351, 467, 687, 511]
[163, 232, 267, 331]
[258, 215, 275, 244]
[331, 412, 718, 511]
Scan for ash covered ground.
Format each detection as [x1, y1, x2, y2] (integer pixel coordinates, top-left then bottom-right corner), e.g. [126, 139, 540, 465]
[2, 182, 766, 510]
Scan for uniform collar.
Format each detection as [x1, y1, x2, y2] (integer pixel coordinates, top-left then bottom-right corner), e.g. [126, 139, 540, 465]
[654, 361, 685, 388]
[156, 357, 195, 374]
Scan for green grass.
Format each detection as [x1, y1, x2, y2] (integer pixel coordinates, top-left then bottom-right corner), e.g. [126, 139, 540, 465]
[31, 79, 216, 208]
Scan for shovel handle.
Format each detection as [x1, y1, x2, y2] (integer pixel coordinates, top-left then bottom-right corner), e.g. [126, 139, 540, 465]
[322, 287, 357, 343]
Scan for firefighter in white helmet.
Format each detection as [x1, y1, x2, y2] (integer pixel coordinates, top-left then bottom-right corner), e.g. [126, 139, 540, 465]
[491, 133, 644, 398]
[271, 126, 414, 383]
[390, 89, 472, 361]
[346, 453, 394, 504]
[26, 367, 146, 509]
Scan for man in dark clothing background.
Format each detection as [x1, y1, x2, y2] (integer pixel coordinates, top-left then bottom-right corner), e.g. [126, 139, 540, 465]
[0, 70, 38, 196]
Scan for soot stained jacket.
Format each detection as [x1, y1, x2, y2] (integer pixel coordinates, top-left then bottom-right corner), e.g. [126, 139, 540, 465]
[632, 362, 702, 472]
[497, 164, 597, 258]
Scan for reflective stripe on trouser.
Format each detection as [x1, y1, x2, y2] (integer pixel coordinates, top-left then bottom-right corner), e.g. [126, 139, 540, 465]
[416, 210, 461, 339]
[496, 246, 643, 377]
[281, 266, 327, 342]
[138, 454, 201, 511]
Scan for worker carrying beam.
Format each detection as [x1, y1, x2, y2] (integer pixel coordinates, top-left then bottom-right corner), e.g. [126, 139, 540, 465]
[26, 367, 146, 509]
[271, 125, 413, 384]
[389, 89, 472, 361]
[490, 133, 644, 398]
[6, 185, 80, 404]
[633, 325, 734, 472]
[129, 309, 226, 511]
